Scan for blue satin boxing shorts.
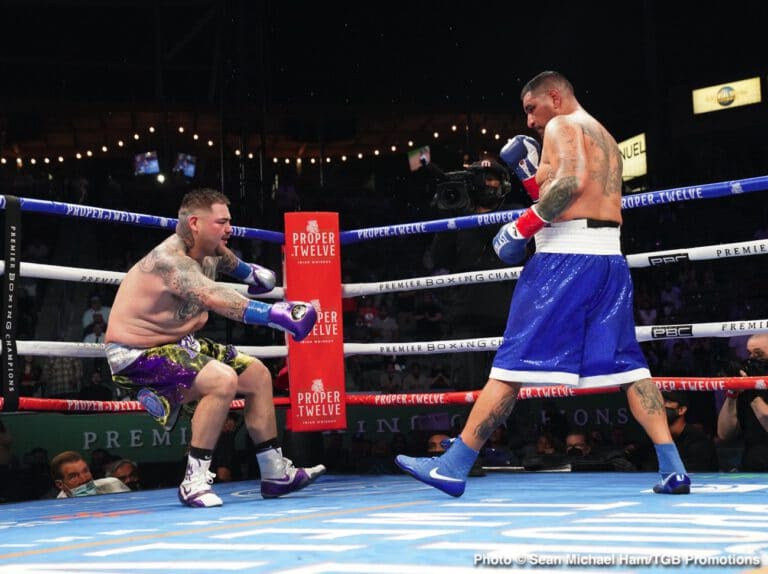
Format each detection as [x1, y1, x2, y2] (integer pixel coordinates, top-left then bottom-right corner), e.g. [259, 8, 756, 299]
[490, 252, 650, 388]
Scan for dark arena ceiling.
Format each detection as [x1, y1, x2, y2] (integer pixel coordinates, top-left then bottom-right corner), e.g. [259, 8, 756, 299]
[1, 0, 766, 193]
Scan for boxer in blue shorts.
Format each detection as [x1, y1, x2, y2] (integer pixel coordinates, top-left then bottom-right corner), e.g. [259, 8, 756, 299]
[105, 188, 325, 507]
[396, 71, 690, 496]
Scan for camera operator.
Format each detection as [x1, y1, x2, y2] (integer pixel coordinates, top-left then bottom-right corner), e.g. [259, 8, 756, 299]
[428, 158, 525, 391]
[717, 334, 768, 471]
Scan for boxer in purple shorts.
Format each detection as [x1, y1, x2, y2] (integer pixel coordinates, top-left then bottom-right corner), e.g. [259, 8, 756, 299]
[396, 71, 690, 497]
[105, 188, 325, 507]
[108, 335, 254, 431]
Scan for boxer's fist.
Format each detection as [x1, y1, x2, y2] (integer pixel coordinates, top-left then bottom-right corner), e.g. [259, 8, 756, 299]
[268, 301, 317, 341]
[500, 135, 541, 201]
[229, 260, 276, 294]
[242, 300, 317, 342]
[493, 223, 528, 265]
[492, 207, 548, 265]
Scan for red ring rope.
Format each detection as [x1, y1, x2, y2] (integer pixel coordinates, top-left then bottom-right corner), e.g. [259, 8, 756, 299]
[3, 376, 764, 412]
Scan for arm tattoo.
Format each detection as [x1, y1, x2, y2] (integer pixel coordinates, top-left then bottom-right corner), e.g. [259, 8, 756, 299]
[164, 257, 208, 320]
[536, 176, 578, 221]
[210, 285, 249, 320]
[216, 248, 239, 274]
[140, 249, 245, 321]
[472, 394, 518, 443]
[629, 378, 664, 415]
[201, 257, 219, 280]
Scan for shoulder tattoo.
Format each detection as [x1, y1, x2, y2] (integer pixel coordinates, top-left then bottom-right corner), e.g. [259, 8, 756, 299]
[139, 250, 208, 319]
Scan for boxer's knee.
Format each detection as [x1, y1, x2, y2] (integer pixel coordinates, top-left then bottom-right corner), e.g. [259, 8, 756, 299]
[196, 360, 238, 399]
[238, 360, 271, 394]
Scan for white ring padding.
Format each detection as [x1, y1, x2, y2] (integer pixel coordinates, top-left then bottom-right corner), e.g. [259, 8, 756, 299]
[0, 260, 284, 299]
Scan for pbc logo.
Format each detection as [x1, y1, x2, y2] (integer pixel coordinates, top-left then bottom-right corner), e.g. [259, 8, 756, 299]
[651, 325, 693, 339]
[648, 253, 690, 266]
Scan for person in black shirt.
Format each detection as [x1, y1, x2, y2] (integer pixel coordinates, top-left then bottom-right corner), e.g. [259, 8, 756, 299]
[717, 334, 768, 471]
[429, 159, 523, 390]
[662, 391, 719, 472]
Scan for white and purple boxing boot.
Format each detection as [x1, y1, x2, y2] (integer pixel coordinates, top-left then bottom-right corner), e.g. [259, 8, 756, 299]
[260, 454, 326, 499]
[178, 458, 222, 508]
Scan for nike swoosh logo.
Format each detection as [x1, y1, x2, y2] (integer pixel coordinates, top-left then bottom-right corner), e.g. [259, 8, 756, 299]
[428, 467, 463, 482]
[264, 474, 295, 485]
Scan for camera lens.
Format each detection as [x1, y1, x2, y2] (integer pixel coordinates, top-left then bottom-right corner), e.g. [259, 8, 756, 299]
[436, 181, 470, 211]
[443, 188, 459, 203]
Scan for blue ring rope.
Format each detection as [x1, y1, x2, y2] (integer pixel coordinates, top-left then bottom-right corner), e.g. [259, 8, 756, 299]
[2, 174, 766, 246]
[340, 175, 768, 245]
[0, 196, 284, 244]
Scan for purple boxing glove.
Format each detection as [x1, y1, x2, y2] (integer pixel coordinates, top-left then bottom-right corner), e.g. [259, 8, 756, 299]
[228, 259, 276, 295]
[243, 300, 317, 342]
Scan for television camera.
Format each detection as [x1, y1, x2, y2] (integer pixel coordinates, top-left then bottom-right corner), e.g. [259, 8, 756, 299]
[424, 158, 512, 213]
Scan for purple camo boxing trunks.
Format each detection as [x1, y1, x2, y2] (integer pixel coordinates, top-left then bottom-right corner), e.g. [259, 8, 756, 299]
[105, 334, 255, 405]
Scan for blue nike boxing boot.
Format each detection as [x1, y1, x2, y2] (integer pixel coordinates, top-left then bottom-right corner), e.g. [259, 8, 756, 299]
[653, 472, 691, 494]
[652, 443, 691, 494]
[395, 436, 478, 497]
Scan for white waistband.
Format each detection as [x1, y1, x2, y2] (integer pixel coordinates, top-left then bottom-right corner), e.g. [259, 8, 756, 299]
[536, 220, 621, 255]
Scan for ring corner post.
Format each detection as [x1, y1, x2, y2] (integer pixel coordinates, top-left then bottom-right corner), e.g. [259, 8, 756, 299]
[283, 212, 347, 440]
[1, 195, 21, 412]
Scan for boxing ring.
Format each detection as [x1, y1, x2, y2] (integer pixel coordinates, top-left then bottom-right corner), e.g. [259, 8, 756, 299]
[1, 175, 768, 572]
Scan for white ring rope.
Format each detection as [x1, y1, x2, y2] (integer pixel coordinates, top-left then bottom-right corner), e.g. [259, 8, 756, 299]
[0, 260, 285, 299]
[346, 238, 768, 296]
[3, 238, 765, 298]
[13, 315, 768, 360]
[12, 340, 288, 359]
[4, 238, 765, 360]
[343, 319, 768, 356]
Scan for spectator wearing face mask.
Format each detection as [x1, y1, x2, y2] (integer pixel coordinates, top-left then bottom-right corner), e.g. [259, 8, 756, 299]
[50, 450, 130, 498]
[717, 334, 768, 471]
[661, 391, 719, 472]
[106, 458, 142, 491]
[564, 430, 635, 472]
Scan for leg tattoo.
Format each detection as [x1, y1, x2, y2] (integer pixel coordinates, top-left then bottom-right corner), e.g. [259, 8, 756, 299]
[473, 393, 518, 443]
[629, 378, 664, 416]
